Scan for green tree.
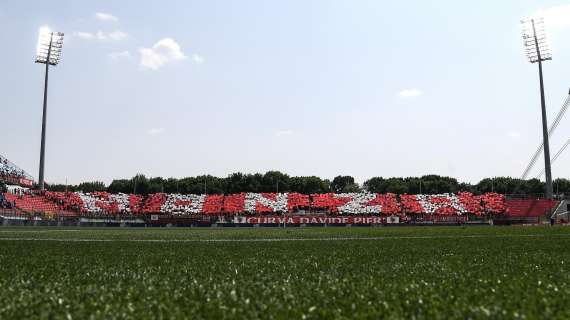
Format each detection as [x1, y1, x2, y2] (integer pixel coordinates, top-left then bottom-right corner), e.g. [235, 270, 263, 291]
[77, 181, 107, 193]
[554, 178, 570, 194]
[475, 177, 543, 195]
[458, 182, 475, 193]
[261, 171, 290, 193]
[225, 172, 252, 194]
[186, 177, 205, 194]
[193, 175, 226, 194]
[384, 178, 409, 194]
[50, 172, 567, 197]
[163, 178, 180, 194]
[290, 176, 331, 194]
[244, 173, 263, 192]
[524, 179, 545, 195]
[131, 175, 151, 195]
[202, 175, 227, 194]
[417, 175, 458, 194]
[45, 183, 77, 192]
[331, 176, 361, 193]
[107, 179, 132, 194]
[177, 177, 196, 194]
[147, 177, 166, 194]
[363, 177, 386, 193]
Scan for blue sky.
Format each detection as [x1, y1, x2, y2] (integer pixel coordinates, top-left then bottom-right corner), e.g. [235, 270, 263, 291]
[1, 0, 570, 185]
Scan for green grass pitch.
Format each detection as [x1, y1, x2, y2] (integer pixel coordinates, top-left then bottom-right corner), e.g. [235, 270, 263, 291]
[0, 226, 569, 319]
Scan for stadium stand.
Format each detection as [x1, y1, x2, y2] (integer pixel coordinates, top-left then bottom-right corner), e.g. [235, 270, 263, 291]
[505, 199, 558, 217]
[0, 155, 30, 179]
[77, 192, 143, 215]
[4, 192, 61, 214]
[0, 157, 25, 178]
[223, 193, 246, 214]
[202, 194, 225, 214]
[0, 154, 558, 222]
[141, 193, 167, 214]
[45, 191, 83, 212]
[0, 193, 13, 209]
[162, 194, 207, 215]
[5, 191, 511, 217]
[0, 154, 34, 187]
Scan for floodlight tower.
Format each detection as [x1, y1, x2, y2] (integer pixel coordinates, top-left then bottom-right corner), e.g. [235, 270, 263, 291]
[521, 17, 553, 199]
[35, 27, 64, 191]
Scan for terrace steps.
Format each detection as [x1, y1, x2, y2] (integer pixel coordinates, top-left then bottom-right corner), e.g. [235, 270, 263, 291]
[4, 193, 62, 214]
[505, 199, 558, 217]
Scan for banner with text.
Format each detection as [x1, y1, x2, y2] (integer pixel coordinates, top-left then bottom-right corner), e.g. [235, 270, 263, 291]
[223, 216, 400, 225]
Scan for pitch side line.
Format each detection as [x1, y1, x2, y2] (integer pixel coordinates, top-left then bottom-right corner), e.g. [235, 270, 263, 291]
[0, 234, 569, 242]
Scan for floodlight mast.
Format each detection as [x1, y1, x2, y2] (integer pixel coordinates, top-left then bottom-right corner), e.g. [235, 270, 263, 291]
[522, 18, 553, 199]
[35, 28, 64, 191]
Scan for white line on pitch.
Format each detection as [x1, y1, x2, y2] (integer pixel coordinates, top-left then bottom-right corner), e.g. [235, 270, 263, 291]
[0, 230, 83, 233]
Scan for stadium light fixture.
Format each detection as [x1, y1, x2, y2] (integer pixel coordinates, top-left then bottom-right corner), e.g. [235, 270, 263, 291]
[36, 27, 64, 65]
[521, 17, 553, 199]
[35, 26, 64, 191]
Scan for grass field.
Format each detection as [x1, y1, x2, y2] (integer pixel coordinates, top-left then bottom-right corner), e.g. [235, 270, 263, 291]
[0, 226, 569, 319]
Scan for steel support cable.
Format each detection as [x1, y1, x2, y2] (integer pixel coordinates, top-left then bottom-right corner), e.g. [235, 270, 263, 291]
[521, 94, 570, 179]
[536, 139, 570, 178]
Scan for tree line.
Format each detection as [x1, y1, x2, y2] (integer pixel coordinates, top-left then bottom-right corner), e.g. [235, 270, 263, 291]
[42, 172, 570, 196]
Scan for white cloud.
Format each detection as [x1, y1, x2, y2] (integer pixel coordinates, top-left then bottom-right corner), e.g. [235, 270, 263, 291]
[276, 130, 293, 136]
[139, 38, 187, 70]
[192, 54, 204, 64]
[95, 12, 118, 22]
[535, 5, 570, 28]
[75, 30, 127, 41]
[109, 51, 131, 60]
[399, 89, 423, 98]
[95, 31, 107, 40]
[95, 30, 128, 41]
[147, 128, 165, 135]
[108, 30, 128, 41]
[73, 31, 94, 39]
[508, 132, 521, 139]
